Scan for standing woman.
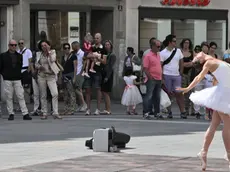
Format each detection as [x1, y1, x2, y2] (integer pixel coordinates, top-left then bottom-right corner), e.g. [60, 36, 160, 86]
[35, 40, 62, 120]
[180, 38, 194, 116]
[177, 52, 230, 171]
[101, 40, 116, 115]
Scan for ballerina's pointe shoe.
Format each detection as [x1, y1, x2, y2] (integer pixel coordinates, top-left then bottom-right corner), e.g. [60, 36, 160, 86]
[197, 151, 207, 171]
[224, 153, 230, 170]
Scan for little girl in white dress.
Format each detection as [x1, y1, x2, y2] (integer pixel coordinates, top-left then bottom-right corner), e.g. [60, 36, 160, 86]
[121, 69, 143, 115]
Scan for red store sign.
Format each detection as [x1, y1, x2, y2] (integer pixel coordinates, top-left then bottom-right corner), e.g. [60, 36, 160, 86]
[160, 0, 210, 6]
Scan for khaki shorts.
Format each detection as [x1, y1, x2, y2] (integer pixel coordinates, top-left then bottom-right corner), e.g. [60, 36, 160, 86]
[74, 74, 84, 89]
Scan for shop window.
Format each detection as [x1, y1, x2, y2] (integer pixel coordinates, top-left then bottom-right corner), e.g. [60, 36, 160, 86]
[31, 10, 84, 59]
[139, 18, 158, 51]
[207, 20, 226, 56]
[171, 19, 195, 47]
[139, 18, 227, 55]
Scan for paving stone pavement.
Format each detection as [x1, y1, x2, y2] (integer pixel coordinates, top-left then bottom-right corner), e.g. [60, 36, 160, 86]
[0, 131, 229, 171]
[0, 105, 228, 172]
[0, 154, 229, 172]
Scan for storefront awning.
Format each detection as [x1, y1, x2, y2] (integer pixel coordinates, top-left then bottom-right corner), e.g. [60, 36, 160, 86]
[139, 7, 228, 20]
[0, 0, 19, 5]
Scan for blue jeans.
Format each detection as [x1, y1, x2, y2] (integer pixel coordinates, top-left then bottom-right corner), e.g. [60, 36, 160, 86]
[143, 79, 161, 114]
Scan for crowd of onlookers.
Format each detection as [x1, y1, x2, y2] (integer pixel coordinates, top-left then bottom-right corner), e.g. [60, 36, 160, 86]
[1, 30, 230, 121]
[123, 34, 230, 120]
[0, 31, 117, 120]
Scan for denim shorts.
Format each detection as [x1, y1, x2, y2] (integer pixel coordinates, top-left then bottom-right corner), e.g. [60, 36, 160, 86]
[83, 72, 102, 89]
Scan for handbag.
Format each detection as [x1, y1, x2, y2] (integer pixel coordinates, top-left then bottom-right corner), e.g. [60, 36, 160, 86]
[140, 84, 147, 94]
[160, 89, 171, 108]
[132, 55, 141, 72]
[55, 60, 64, 72]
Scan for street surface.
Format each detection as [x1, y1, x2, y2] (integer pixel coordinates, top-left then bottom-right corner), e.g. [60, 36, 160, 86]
[0, 101, 229, 171]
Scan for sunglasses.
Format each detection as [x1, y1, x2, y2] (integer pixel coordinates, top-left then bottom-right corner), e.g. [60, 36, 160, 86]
[10, 44, 17, 47]
[18, 42, 24, 45]
[64, 47, 70, 50]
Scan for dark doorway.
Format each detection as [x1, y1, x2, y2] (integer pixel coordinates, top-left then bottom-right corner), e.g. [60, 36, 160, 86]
[30, 11, 38, 51]
[91, 10, 113, 42]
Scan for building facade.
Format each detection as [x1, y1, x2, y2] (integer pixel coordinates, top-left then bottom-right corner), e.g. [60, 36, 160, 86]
[126, 0, 230, 56]
[1, 0, 230, 100]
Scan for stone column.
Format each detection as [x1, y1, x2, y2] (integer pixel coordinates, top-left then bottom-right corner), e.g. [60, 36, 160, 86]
[1, 6, 14, 102]
[13, 0, 30, 48]
[111, 0, 127, 99]
[86, 11, 91, 33]
[194, 20, 207, 46]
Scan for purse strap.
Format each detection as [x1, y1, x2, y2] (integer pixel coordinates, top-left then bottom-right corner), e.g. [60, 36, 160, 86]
[162, 48, 177, 66]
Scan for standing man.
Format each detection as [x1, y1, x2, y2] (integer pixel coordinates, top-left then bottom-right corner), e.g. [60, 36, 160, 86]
[0, 40, 32, 120]
[143, 39, 163, 119]
[84, 33, 107, 115]
[72, 41, 87, 112]
[18, 39, 33, 101]
[160, 34, 187, 119]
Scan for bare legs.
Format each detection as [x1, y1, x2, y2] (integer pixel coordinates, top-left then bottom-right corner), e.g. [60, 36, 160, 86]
[198, 110, 230, 170]
[102, 92, 111, 113]
[198, 111, 221, 170]
[175, 92, 185, 113]
[218, 112, 230, 169]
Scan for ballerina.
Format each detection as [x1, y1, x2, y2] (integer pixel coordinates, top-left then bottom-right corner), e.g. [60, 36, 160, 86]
[177, 52, 230, 171]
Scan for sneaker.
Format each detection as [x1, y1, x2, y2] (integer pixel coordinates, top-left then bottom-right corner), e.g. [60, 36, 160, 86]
[31, 111, 39, 116]
[23, 114, 32, 120]
[85, 109, 91, 116]
[95, 62, 101, 66]
[79, 104, 87, 112]
[94, 109, 100, 115]
[82, 72, 85, 76]
[143, 113, 151, 120]
[155, 114, 164, 119]
[180, 112, 187, 119]
[167, 112, 173, 119]
[195, 112, 201, 119]
[8, 114, 14, 121]
[84, 73, 90, 78]
[89, 69, 96, 73]
[161, 108, 168, 114]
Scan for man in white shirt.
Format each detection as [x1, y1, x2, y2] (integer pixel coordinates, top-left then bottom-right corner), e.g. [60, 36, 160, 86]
[72, 41, 87, 112]
[14, 40, 33, 110]
[160, 34, 186, 119]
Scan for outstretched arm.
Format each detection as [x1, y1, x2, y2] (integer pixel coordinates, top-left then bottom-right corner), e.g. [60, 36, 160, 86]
[177, 61, 210, 93]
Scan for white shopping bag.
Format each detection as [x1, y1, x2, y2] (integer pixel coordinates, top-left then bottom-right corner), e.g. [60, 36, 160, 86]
[160, 89, 171, 108]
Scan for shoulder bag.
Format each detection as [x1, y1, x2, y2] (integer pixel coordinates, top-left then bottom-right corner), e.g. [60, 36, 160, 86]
[162, 48, 177, 66]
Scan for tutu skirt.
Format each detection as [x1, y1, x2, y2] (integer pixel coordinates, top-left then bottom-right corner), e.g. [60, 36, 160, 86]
[121, 85, 143, 106]
[190, 85, 230, 114]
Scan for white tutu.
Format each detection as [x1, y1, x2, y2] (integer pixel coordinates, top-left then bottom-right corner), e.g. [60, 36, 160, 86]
[121, 85, 143, 106]
[190, 86, 230, 114]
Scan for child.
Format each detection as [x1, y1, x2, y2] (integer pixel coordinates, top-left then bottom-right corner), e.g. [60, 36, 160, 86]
[82, 32, 96, 78]
[121, 69, 143, 115]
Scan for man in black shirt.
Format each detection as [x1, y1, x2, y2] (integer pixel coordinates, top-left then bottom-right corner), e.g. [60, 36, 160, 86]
[84, 33, 107, 115]
[0, 40, 32, 120]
